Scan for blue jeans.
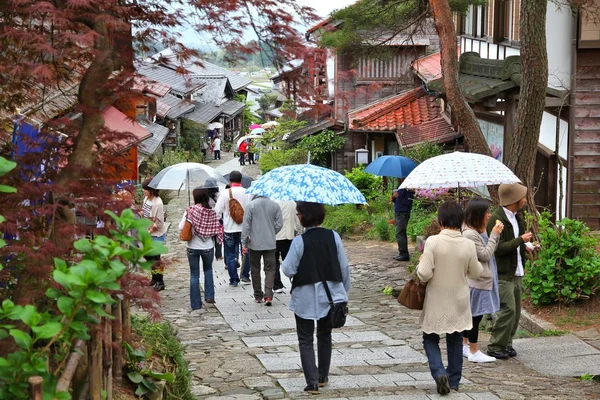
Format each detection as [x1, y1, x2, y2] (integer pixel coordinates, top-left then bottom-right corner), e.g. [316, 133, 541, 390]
[423, 331, 463, 389]
[223, 232, 250, 284]
[187, 248, 215, 310]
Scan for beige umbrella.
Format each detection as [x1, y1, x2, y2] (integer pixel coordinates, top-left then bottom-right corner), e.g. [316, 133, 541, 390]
[262, 121, 280, 129]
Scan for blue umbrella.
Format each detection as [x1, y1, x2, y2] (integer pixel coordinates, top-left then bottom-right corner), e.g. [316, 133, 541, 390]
[364, 156, 417, 178]
[250, 128, 265, 134]
[246, 164, 367, 205]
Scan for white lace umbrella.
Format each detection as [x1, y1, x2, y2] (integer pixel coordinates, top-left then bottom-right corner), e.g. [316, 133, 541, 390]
[399, 152, 521, 190]
[236, 134, 263, 149]
[149, 162, 228, 191]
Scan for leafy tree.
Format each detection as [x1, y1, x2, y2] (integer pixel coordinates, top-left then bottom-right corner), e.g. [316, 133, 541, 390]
[257, 94, 279, 117]
[297, 129, 345, 166]
[181, 120, 206, 154]
[235, 94, 261, 134]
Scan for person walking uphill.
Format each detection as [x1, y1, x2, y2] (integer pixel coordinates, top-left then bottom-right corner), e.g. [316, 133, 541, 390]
[486, 183, 533, 359]
[214, 171, 251, 287]
[392, 178, 414, 261]
[241, 195, 283, 305]
[274, 200, 303, 293]
[141, 178, 167, 291]
[282, 202, 351, 395]
[417, 200, 482, 395]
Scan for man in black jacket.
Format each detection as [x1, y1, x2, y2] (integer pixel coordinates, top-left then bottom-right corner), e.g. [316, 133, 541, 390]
[392, 178, 414, 261]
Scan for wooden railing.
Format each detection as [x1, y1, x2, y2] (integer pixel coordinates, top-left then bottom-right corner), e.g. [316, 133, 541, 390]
[28, 298, 131, 400]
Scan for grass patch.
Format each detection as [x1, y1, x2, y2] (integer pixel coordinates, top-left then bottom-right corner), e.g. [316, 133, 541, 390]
[131, 315, 194, 400]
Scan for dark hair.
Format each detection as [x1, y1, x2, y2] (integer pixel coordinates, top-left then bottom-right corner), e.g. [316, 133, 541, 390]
[296, 202, 326, 228]
[437, 200, 463, 229]
[229, 170, 242, 183]
[207, 187, 219, 201]
[141, 177, 159, 198]
[464, 197, 491, 231]
[192, 188, 211, 208]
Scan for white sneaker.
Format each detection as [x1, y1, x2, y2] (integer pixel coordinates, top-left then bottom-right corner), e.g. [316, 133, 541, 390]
[273, 288, 285, 294]
[462, 344, 470, 358]
[468, 350, 497, 363]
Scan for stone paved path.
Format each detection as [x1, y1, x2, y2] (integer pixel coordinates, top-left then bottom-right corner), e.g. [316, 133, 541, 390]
[157, 151, 600, 400]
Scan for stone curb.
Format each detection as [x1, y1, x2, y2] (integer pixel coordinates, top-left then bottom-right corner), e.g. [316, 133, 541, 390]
[519, 308, 559, 335]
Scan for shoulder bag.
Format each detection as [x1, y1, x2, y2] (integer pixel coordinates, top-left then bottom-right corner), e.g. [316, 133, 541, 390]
[179, 219, 193, 242]
[315, 262, 348, 329]
[397, 275, 427, 310]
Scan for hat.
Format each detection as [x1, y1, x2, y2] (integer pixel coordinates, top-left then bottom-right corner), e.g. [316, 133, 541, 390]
[498, 183, 527, 206]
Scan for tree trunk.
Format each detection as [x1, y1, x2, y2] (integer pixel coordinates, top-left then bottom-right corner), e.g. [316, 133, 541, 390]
[429, 0, 492, 158]
[506, 0, 548, 210]
[55, 20, 116, 188]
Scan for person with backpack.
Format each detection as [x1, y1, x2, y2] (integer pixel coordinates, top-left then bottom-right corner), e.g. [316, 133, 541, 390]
[241, 194, 283, 305]
[214, 171, 251, 286]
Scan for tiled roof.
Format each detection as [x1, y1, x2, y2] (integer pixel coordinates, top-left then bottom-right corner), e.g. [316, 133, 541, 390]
[286, 118, 336, 142]
[195, 76, 231, 105]
[412, 52, 442, 83]
[307, 17, 333, 34]
[133, 77, 171, 97]
[348, 87, 441, 131]
[137, 121, 169, 156]
[149, 48, 252, 91]
[395, 117, 460, 148]
[103, 106, 152, 150]
[137, 62, 205, 95]
[183, 103, 223, 125]
[155, 94, 195, 119]
[220, 100, 245, 117]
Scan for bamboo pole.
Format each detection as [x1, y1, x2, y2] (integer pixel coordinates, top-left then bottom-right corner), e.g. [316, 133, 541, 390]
[103, 305, 113, 400]
[89, 323, 103, 400]
[56, 340, 86, 392]
[112, 298, 123, 385]
[122, 298, 131, 341]
[28, 376, 43, 400]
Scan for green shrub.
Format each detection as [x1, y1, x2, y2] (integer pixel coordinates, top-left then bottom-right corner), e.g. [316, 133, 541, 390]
[399, 142, 443, 163]
[524, 213, 600, 305]
[323, 204, 369, 236]
[374, 216, 394, 242]
[297, 129, 345, 166]
[407, 204, 437, 241]
[344, 166, 383, 201]
[259, 148, 308, 174]
[146, 150, 203, 177]
[132, 315, 194, 400]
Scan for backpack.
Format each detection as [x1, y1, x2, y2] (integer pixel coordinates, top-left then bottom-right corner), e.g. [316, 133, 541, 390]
[228, 188, 245, 224]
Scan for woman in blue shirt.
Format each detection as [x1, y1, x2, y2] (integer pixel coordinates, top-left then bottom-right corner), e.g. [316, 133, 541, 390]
[282, 202, 351, 395]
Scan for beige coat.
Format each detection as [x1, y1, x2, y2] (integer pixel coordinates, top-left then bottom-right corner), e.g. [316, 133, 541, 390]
[417, 229, 483, 334]
[462, 227, 500, 290]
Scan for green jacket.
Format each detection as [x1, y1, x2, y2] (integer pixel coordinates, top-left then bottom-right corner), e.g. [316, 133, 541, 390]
[486, 207, 527, 281]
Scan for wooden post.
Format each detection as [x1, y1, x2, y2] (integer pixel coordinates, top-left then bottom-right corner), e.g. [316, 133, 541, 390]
[28, 376, 43, 400]
[89, 322, 103, 400]
[122, 298, 131, 341]
[103, 306, 113, 400]
[56, 340, 85, 393]
[112, 298, 123, 385]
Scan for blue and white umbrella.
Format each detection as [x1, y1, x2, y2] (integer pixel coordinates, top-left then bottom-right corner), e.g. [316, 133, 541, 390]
[250, 128, 265, 134]
[246, 164, 367, 205]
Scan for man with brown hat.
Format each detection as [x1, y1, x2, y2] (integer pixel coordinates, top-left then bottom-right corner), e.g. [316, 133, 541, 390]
[485, 182, 533, 359]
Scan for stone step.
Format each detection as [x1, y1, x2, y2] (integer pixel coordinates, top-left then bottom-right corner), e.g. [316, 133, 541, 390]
[277, 372, 473, 393]
[242, 331, 396, 348]
[257, 346, 427, 372]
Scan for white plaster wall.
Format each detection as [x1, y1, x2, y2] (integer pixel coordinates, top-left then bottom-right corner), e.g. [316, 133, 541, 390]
[546, 4, 573, 90]
[538, 111, 569, 218]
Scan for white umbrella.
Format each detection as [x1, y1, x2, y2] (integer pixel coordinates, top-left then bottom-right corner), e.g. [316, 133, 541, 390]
[208, 122, 223, 129]
[399, 151, 521, 190]
[236, 134, 263, 149]
[149, 162, 228, 191]
[262, 121, 280, 129]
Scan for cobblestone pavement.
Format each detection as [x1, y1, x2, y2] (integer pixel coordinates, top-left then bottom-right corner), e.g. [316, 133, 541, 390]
[157, 151, 599, 400]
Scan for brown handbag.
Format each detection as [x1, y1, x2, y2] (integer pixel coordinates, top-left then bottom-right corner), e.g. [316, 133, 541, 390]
[397, 277, 427, 310]
[179, 220, 193, 241]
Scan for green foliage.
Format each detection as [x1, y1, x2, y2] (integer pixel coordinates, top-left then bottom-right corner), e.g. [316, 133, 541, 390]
[131, 316, 194, 400]
[257, 94, 279, 116]
[259, 148, 308, 174]
[524, 212, 600, 305]
[123, 341, 174, 397]
[0, 156, 16, 272]
[399, 142, 443, 164]
[146, 150, 203, 177]
[297, 129, 345, 166]
[181, 120, 206, 153]
[407, 202, 437, 241]
[0, 210, 167, 399]
[322, 204, 370, 236]
[373, 216, 394, 242]
[344, 166, 383, 201]
[381, 285, 393, 296]
[235, 94, 260, 134]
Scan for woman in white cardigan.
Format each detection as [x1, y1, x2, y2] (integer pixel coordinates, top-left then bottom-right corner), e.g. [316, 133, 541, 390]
[462, 198, 504, 363]
[417, 201, 482, 395]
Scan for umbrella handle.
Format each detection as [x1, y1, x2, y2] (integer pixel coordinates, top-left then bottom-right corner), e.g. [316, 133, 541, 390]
[307, 151, 311, 164]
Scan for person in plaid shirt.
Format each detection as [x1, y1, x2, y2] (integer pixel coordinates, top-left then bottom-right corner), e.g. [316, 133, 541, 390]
[179, 188, 222, 314]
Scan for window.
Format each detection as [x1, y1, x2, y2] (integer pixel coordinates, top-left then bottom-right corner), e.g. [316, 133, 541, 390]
[459, 5, 487, 38]
[494, 0, 514, 43]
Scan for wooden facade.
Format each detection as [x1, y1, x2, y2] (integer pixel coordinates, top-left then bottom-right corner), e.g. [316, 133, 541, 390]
[572, 48, 600, 229]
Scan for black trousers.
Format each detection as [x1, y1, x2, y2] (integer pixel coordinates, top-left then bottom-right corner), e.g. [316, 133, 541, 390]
[274, 239, 292, 290]
[248, 152, 255, 163]
[295, 314, 332, 387]
[395, 211, 411, 256]
[463, 315, 484, 343]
